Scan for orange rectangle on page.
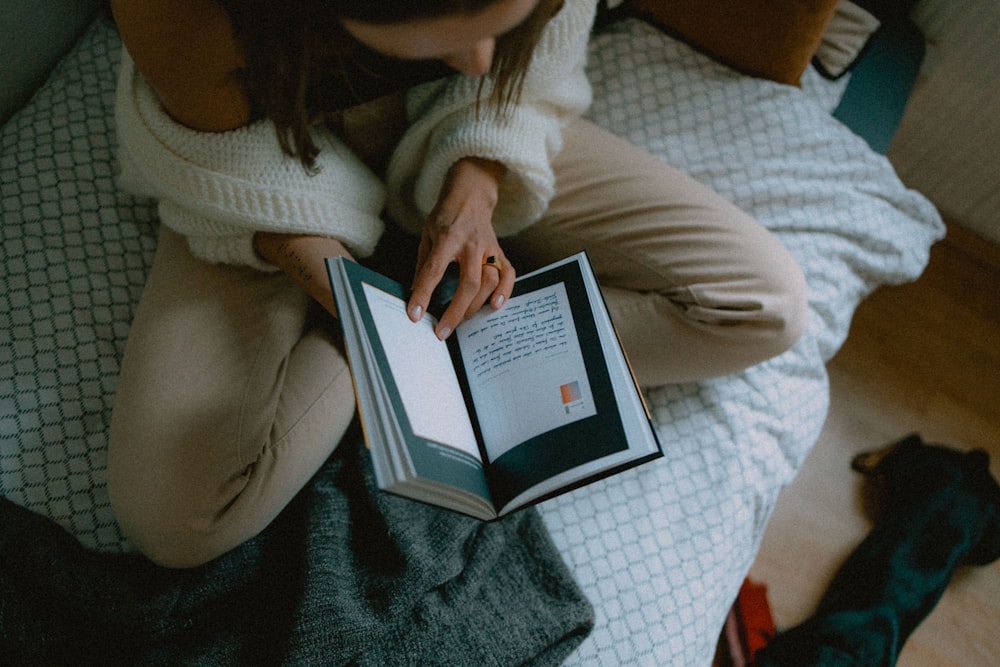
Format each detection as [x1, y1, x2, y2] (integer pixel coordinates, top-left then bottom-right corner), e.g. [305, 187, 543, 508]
[560, 381, 581, 404]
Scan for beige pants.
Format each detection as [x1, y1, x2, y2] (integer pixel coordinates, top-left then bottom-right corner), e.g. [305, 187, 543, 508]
[109, 118, 807, 567]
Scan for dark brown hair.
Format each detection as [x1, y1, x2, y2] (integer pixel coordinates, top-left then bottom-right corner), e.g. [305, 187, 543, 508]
[217, 0, 562, 170]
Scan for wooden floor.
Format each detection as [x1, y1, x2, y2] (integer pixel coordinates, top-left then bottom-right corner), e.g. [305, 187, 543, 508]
[749, 221, 1000, 666]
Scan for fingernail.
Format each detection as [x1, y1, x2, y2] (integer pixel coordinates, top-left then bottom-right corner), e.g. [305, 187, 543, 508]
[437, 326, 452, 340]
[494, 295, 505, 308]
[409, 304, 423, 320]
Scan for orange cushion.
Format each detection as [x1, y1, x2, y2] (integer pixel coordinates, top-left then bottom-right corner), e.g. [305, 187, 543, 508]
[626, 0, 841, 85]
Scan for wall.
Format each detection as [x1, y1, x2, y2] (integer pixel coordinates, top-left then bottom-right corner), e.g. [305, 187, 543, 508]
[888, 0, 1000, 245]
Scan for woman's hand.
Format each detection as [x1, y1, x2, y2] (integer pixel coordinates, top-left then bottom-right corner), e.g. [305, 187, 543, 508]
[407, 157, 516, 339]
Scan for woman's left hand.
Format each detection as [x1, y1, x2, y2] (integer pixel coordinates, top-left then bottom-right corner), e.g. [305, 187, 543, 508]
[407, 156, 516, 339]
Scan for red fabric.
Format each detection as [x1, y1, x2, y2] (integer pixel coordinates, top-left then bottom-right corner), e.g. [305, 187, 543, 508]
[736, 579, 776, 660]
[715, 579, 776, 667]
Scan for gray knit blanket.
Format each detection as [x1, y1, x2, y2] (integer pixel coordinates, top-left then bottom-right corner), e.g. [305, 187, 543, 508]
[0, 420, 593, 666]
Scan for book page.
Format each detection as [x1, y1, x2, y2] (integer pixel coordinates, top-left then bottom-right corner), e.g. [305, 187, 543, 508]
[362, 283, 480, 459]
[456, 283, 597, 462]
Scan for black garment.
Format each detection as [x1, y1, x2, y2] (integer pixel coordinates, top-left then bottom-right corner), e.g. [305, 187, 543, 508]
[308, 43, 455, 113]
[755, 434, 1000, 667]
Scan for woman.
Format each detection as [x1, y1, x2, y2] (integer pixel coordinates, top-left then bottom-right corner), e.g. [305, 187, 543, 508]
[108, 0, 808, 567]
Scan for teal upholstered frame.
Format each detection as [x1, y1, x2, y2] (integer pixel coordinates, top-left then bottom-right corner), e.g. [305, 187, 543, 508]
[0, 0, 102, 124]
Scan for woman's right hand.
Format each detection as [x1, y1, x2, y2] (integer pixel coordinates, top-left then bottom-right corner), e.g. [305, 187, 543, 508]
[407, 157, 516, 340]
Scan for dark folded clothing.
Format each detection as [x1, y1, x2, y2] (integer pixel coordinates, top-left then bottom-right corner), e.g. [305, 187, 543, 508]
[756, 434, 1000, 667]
[0, 420, 593, 666]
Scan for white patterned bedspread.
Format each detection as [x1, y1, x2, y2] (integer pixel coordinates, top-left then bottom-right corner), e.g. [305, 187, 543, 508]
[1, 17, 943, 667]
[540, 19, 943, 666]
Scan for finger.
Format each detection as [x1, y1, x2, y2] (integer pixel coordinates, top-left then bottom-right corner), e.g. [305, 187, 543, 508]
[466, 253, 514, 318]
[463, 261, 503, 321]
[414, 232, 432, 277]
[435, 257, 483, 339]
[489, 255, 516, 311]
[407, 244, 451, 323]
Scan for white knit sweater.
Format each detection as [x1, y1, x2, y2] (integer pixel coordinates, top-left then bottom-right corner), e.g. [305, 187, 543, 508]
[114, 0, 596, 270]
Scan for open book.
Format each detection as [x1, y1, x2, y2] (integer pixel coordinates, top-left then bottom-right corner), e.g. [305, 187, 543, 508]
[326, 252, 662, 520]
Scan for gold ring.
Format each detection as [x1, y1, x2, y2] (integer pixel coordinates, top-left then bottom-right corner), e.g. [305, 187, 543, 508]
[482, 256, 501, 273]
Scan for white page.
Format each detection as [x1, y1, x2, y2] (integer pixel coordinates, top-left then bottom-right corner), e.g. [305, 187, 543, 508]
[456, 283, 597, 462]
[362, 283, 480, 459]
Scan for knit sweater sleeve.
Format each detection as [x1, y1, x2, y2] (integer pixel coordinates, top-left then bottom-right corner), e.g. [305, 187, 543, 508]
[114, 53, 386, 271]
[384, 0, 597, 237]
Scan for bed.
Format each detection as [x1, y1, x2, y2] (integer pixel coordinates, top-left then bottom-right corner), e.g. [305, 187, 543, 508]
[1, 2, 944, 665]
